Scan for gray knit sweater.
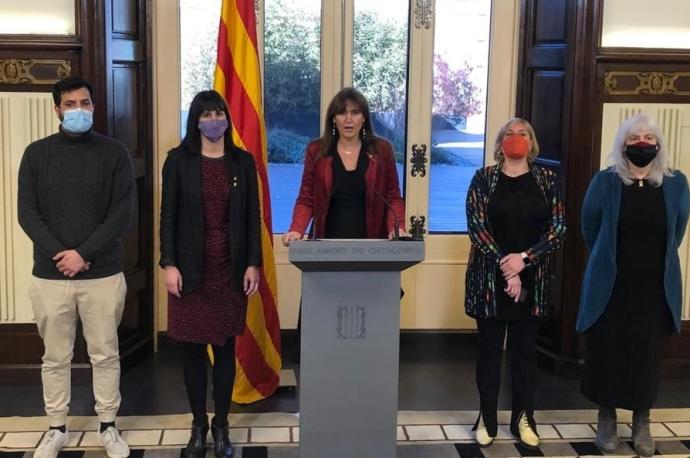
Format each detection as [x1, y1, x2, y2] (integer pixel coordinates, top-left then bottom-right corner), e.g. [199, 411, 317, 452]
[17, 128, 134, 279]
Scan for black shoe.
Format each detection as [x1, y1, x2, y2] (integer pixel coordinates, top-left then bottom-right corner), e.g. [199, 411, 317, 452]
[184, 422, 208, 458]
[211, 423, 234, 458]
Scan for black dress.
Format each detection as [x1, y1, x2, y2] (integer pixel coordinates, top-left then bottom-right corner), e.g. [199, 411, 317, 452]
[488, 172, 549, 320]
[325, 150, 368, 238]
[582, 179, 673, 410]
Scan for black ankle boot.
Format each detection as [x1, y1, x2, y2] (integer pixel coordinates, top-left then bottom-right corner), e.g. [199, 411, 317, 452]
[184, 422, 209, 458]
[211, 423, 233, 458]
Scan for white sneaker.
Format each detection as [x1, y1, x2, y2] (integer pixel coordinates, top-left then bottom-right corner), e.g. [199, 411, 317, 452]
[34, 429, 69, 458]
[98, 426, 130, 458]
[474, 414, 494, 447]
[516, 412, 539, 448]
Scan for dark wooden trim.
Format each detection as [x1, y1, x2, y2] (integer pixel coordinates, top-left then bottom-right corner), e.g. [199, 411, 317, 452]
[0, 324, 89, 384]
[0, 320, 153, 384]
[597, 48, 690, 64]
[666, 321, 690, 359]
[0, 58, 72, 85]
[79, 0, 108, 131]
[0, 39, 82, 52]
[597, 62, 690, 104]
[0, 363, 92, 385]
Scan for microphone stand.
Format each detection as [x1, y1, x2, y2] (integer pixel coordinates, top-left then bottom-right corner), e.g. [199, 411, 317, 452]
[364, 180, 401, 240]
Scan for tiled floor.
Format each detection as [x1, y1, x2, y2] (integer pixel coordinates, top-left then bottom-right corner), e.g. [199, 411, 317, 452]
[2, 338, 690, 456]
[2, 409, 690, 451]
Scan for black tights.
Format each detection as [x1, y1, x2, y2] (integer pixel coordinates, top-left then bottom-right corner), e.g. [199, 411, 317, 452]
[476, 315, 539, 435]
[183, 337, 236, 427]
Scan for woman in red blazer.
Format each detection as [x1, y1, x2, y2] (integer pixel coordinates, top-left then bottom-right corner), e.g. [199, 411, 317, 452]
[282, 87, 407, 245]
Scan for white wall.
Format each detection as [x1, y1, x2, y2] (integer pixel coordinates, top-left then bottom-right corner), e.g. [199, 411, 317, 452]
[0, 92, 59, 323]
[602, 0, 690, 48]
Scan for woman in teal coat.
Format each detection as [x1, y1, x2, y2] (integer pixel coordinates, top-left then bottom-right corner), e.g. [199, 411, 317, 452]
[578, 113, 689, 457]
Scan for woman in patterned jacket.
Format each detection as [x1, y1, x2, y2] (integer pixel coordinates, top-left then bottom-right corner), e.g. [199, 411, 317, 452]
[465, 118, 566, 449]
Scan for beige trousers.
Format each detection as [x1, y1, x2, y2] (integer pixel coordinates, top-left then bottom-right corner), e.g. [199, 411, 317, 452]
[30, 273, 126, 427]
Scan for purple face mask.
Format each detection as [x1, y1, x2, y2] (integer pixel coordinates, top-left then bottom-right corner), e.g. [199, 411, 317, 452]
[198, 119, 229, 143]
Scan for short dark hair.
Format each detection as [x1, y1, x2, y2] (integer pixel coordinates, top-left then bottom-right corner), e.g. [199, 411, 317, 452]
[181, 90, 236, 155]
[52, 77, 94, 106]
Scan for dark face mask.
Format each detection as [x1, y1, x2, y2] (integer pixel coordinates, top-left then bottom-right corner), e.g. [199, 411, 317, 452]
[624, 141, 658, 167]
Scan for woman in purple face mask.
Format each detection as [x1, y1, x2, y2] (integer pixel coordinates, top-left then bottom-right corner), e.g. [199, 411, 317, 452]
[578, 113, 690, 457]
[159, 90, 262, 458]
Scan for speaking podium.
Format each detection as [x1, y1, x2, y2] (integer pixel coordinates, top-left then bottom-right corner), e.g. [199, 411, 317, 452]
[289, 239, 424, 458]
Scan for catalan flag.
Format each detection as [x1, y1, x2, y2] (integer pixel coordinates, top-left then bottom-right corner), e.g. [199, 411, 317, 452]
[214, 0, 282, 403]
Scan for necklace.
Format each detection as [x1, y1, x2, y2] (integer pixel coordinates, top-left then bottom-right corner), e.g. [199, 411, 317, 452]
[638, 179, 644, 187]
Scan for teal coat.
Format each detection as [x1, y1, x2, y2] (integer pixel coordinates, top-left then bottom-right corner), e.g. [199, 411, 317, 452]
[577, 168, 690, 333]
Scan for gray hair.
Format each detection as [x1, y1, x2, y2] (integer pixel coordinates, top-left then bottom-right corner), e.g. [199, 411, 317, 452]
[608, 113, 674, 187]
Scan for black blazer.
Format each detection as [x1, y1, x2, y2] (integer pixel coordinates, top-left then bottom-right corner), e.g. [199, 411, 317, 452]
[159, 144, 262, 292]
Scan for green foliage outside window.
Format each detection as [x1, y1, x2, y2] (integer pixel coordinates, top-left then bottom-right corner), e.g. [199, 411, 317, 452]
[181, 1, 482, 165]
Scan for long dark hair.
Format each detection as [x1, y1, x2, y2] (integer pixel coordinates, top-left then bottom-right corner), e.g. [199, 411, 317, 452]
[182, 90, 236, 155]
[320, 87, 378, 157]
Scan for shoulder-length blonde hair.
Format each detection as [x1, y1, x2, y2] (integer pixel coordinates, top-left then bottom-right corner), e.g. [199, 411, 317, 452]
[608, 113, 674, 187]
[492, 117, 540, 163]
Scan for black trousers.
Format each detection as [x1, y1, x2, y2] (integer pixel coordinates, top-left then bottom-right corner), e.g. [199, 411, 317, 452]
[475, 314, 539, 435]
[183, 337, 236, 427]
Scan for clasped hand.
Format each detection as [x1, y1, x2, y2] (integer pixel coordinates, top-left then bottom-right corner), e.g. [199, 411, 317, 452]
[504, 275, 522, 302]
[53, 250, 90, 278]
[499, 252, 525, 279]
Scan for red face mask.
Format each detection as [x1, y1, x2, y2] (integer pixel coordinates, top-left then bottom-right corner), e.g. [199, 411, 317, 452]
[502, 135, 530, 159]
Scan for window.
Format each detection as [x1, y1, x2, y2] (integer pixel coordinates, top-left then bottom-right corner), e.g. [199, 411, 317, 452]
[353, 1, 409, 193]
[179, 0, 220, 134]
[180, 0, 492, 234]
[264, 0, 321, 233]
[428, 0, 491, 232]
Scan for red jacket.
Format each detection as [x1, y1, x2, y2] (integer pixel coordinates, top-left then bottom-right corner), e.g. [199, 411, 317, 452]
[288, 138, 405, 238]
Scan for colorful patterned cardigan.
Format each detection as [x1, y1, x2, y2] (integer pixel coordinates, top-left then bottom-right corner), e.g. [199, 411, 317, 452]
[464, 163, 566, 319]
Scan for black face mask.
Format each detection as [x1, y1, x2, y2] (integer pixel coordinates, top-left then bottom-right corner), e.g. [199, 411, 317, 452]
[624, 142, 658, 167]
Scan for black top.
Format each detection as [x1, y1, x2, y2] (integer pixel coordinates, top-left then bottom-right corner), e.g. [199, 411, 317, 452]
[17, 129, 134, 279]
[488, 172, 549, 319]
[325, 150, 368, 238]
[617, 179, 667, 279]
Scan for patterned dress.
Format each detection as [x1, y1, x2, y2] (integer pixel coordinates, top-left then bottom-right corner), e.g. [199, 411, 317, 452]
[167, 156, 248, 345]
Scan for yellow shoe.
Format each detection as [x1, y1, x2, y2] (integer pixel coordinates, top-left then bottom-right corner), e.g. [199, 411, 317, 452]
[474, 414, 494, 447]
[515, 411, 539, 448]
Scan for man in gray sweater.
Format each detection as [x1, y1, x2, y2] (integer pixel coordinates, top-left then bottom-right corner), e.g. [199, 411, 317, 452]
[17, 77, 134, 458]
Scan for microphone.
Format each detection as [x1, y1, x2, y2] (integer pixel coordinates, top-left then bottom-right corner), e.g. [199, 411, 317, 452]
[364, 180, 403, 241]
[307, 181, 341, 241]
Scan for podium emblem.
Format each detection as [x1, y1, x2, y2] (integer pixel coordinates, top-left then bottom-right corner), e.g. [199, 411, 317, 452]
[337, 306, 366, 339]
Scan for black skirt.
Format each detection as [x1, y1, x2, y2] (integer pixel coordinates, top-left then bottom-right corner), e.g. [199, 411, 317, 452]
[581, 180, 672, 410]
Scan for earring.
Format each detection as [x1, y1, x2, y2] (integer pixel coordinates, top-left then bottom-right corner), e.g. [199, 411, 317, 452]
[362, 126, 367, 139]
[332, 121, 336, 137]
